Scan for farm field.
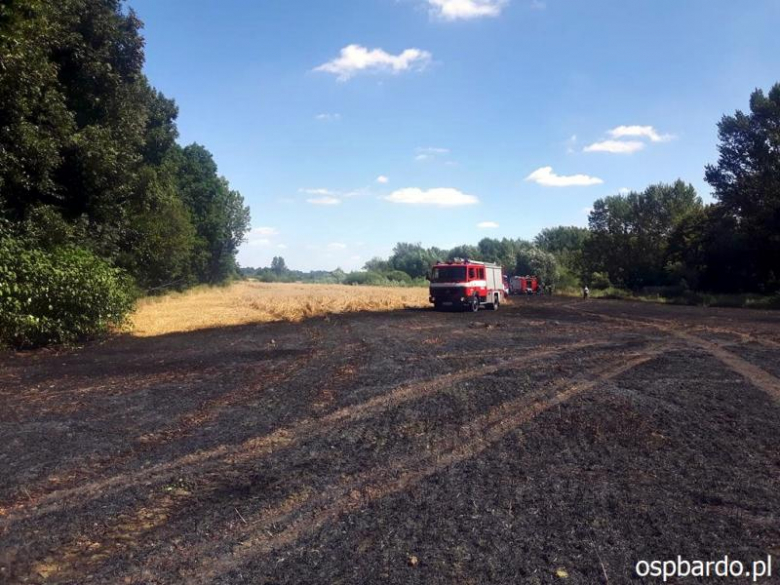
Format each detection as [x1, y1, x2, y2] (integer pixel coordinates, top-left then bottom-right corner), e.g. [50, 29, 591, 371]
[1, 297, 780, 583]
[131, 282, 430, 337]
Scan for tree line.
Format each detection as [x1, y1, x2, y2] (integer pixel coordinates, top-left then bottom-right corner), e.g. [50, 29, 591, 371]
[249, 82, 780, 303]
[1, 0, 250, 346]
[582, 84, 779, 297]
[2, 2, 778, 345]
[244, 240, 564, 290]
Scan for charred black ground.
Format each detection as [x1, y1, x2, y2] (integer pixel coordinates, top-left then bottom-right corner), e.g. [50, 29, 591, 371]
[1, 298, 779, 584]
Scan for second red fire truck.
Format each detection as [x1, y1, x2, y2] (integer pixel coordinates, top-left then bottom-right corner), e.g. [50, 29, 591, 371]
[428, 259, 505, 312]
[509, 275, 540, 295]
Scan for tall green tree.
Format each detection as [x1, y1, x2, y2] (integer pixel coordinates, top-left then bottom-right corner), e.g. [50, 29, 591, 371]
[535, 226, 589, 257]
[667, 206, 749, 292]
[534, 227, 590, 285]
[704, 83, 780, 292]
[270, 256, 288, 276]
[0, 0, 73, 216]
[515, 247, 558, 286]
[363, 257, 390, 273]
[585, 181, 702, 288]
[388, 243, 442, 279]
[174, 144, 250, 283]
[477, 237, 529, 271]
[1, 0, 250, 291]
[0, 0, 252, 345]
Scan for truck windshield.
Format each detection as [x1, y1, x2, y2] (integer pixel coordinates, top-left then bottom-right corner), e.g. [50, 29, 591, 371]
[431, 266, 466, 282]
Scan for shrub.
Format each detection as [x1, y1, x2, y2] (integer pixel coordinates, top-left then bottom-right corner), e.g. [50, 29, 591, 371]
[556, 267, 580, 290]
[589, 272, 612, 290]
[751, 294, 780, 310]
[0, 236, 135, 348]
[384, 270, 412, 284]
[594, 287, 632, 300]
[343, 271, 389, 286]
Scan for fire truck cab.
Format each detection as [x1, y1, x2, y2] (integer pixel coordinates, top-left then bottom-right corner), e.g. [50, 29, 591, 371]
[429, 259, 505, 312]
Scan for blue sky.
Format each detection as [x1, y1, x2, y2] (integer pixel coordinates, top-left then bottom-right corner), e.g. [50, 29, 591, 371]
[130, 0, 780, 271]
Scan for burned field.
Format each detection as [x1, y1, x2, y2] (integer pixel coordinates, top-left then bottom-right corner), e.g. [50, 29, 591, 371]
[1, 298, 780, 584]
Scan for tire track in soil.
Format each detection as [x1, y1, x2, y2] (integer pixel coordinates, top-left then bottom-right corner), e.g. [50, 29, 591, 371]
[561, 300, 780, 350]
[8, 341, 635, 583]
[0, 339, 606, 532]
[694, 326, 780, 349]
[136, 349, 321, 445]
[110, 345, 659, 583]
[564, 302, 780, 402]
[0, 346, 321, 521]
[175, 348, 663, 585]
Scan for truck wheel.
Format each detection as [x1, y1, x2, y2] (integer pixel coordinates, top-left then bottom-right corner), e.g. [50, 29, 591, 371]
[470, 294, 480, 312]
[491, 293, 500, 311]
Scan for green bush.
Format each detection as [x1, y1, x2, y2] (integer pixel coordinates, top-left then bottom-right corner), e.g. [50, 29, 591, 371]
[749, 294, 780, 310]
[0, 236, 135, 348]
[344, 271, 389, 286]
[384, 269, 412, 284]
[593, 287, 633, 300]
[556, 267, 580, 290]
[589, 272, 612, 290]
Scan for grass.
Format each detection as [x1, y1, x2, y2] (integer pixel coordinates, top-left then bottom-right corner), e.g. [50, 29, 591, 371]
[130, 281, 430, 337]
[560, 286, 780, 310]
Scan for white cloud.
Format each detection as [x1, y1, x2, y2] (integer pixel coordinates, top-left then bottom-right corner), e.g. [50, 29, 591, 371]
[581, 125, 674, 155]
[415, 146, 450, 162]
[525, 166, 604, 187]
[343, 188, 368, 199]
[477, 221, 499, 228]
[428, 0, 507, 20]
[608, 125, 673, 143]
[376, 175, 389, 184]
[314, 44, 432, 81]
[584, 140, 645, 154]
[307, 196, 342, 206]
[277, 244, 288, 249]
[250, 226, 279, 236]
[384, 187, 479, 207]
[618, 187, 631, 195]
[315, 113, 341, 121]
[301, 186, 369, 202]
[300, 188, 338, 196]
[247, 227, 280, 247]
[328, 242, 347, 250]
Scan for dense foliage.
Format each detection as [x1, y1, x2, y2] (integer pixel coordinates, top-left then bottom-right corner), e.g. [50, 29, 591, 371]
[584, 181, 703, 289]
[0, 0, 249, 346]
[577, 85, 780, 295]
[0, 225, 134, 347]
[701, 85, 780, 292]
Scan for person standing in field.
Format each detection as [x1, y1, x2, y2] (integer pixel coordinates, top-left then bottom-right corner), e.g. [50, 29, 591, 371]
[583, 286, 590, 299]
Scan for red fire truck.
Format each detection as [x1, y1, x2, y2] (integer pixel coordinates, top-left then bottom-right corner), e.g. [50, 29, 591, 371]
[509, 275, 539, 295]
[429, 259, 505, 312]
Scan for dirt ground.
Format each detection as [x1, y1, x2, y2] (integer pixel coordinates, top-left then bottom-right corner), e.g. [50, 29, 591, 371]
[1, 297, 780, 584]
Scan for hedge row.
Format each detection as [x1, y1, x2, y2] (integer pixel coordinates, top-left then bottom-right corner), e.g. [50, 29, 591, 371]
[0, 236, 134, 348]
